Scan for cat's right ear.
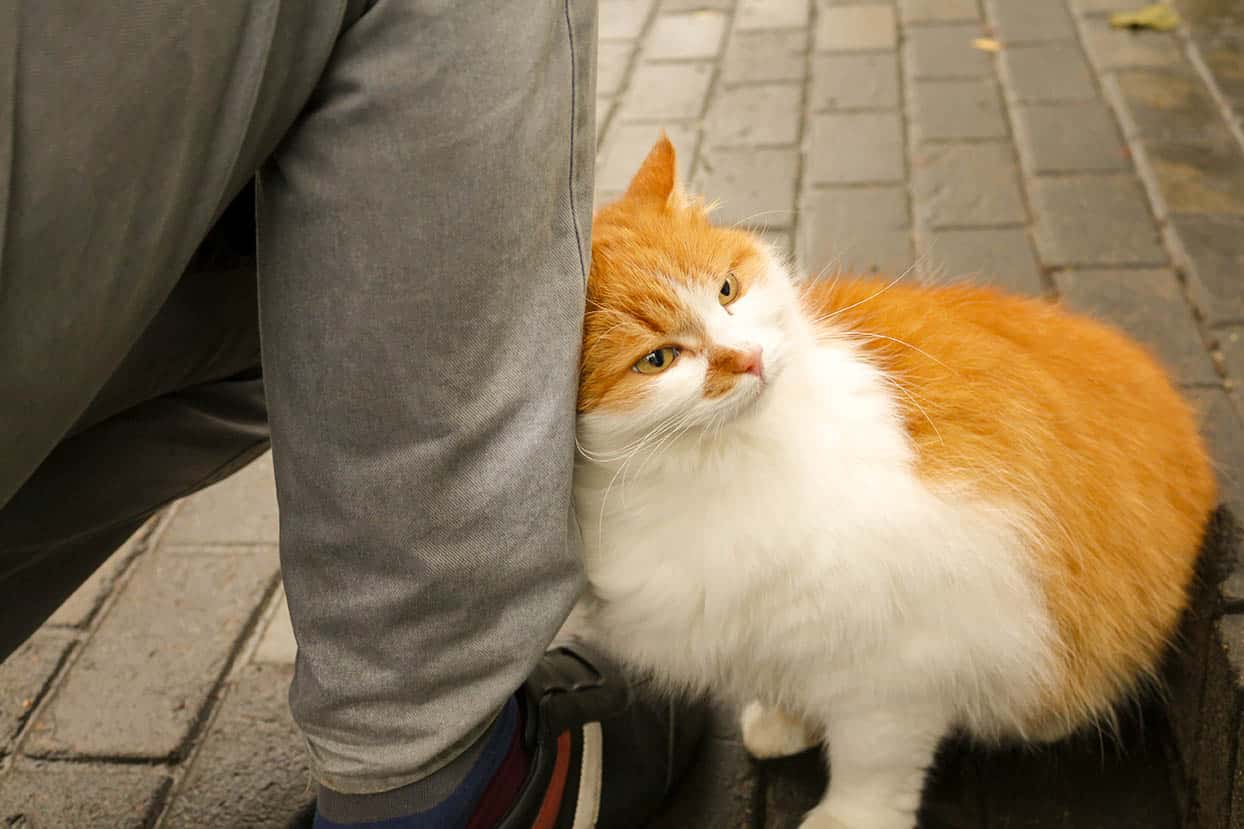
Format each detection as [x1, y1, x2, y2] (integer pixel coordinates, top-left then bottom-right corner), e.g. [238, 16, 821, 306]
[623, 134, 678, 207]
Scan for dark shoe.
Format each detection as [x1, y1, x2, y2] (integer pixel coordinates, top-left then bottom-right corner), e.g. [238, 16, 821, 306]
[495, 638, 707, 829]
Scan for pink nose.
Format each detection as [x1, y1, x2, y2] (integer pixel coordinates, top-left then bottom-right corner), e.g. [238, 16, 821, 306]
[740, 346, 765, 378]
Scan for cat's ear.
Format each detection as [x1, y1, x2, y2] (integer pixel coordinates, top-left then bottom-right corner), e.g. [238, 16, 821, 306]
[624, 134, 678, 207]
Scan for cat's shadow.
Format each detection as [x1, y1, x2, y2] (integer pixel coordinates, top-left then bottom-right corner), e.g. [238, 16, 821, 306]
[652, 701, 1178, 829]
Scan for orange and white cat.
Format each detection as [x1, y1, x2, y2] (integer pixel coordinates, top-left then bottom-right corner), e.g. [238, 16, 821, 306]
[574, 137, 1216, 829]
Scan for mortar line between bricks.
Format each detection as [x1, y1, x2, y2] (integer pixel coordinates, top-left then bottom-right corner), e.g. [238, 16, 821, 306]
[983, 0, 1070, 299]
[808, 179, 907, 189]
[7, 509, 176, 761]
[1066, 8, 1237, 392]
[789, 0, 819, 270]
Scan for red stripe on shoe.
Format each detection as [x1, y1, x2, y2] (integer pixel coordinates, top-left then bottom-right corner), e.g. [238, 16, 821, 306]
[533, 730, 573, 829]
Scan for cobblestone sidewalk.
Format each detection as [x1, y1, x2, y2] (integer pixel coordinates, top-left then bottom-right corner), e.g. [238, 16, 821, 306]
[4, 0, 1244, 826]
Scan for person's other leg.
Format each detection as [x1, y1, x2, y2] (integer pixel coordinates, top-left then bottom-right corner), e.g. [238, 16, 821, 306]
[258, 0, 595, 802]
[0, 1, 348, 513]
[0, 190, 269, 659]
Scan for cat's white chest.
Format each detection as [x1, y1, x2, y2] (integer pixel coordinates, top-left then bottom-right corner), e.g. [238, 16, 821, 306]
[575, 342, 1055, 730]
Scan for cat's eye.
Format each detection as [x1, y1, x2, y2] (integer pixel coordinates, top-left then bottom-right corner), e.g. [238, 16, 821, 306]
[719, 272, 740, 306]
[633, 347, 680, 375]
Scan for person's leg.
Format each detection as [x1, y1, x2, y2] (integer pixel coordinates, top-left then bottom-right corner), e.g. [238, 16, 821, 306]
[258, 0, 595, 799]
[3, 4, 703, 826]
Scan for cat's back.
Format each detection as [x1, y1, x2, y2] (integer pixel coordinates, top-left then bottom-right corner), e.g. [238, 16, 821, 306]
[803, 274, 1216, 736]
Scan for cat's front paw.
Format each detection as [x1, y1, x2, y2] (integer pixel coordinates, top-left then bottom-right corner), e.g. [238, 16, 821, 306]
[800, 801, 917, 829]
[740, 701, 819, 758]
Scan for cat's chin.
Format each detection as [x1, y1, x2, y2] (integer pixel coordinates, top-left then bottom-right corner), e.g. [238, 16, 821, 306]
[715, 374, 773, 424]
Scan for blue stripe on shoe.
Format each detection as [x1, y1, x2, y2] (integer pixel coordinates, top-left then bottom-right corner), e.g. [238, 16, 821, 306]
[313, 696, 520, 829]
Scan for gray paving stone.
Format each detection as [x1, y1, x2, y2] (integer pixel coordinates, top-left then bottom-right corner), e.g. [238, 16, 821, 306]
[597, 41, 635, 98]
[815, 4, 897, 52]
[644, 12, 728, 60]
[736, 0, 810, 30]
[596, 123, 699, 193]
[985, 0, 1075, 42]
[1105, 69, 1236, 143]
[911, 142, 1027, 227]
[904, 24, 992, 79]
[999, 42, 1097, 102]
[692, 147, 800, 228]
[252, 589, 296, 665]
[918, 228, 1045, 295]
[806, 112, 905, 184]
[704, 84, 803, 147]
[1140, 140, 1244, 219]
[909, 79, 1008, 142]
[651, 737, 761, 828]
[1029, 175, 1166, 266]
[0, 762, 171, 828]
[1012, 100, 1130, 173]
[1189, 388, 1244, 519]
[809, 53, 900, 110]
[1077, 16, 1185, 72]
[898, 0, 980, 23]
[1169, 215, 1244, 326]
[800, 186, 914, 276]
[722, 30, 808, 85]
[24, 548, 278, 760]
[163, 452, 279, 546]
[597, 96, 616, 132]
[46, 527, 146, 628]
[600, 0, 655, 40]
[0, 633, 71, 754]
[1053, 269, 1219, 386]
[620, 62, 715, 120]
[162, 664, 313, 829]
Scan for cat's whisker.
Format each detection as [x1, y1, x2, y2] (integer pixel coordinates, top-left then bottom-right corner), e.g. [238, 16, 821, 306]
[838, 330, 958, 376]
[876, 373, 944, 445]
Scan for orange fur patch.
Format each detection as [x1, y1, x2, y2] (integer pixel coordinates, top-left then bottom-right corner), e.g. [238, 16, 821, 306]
[803, 278, 1216, 735]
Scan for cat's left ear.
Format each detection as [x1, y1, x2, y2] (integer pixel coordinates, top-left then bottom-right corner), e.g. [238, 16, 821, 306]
[624, 134, 685, 209]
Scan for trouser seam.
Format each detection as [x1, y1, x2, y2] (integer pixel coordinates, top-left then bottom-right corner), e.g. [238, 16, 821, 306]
[562, 0, 587, 290]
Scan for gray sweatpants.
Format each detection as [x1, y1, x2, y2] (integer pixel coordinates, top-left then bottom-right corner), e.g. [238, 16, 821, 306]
[0, 0, 594, 795]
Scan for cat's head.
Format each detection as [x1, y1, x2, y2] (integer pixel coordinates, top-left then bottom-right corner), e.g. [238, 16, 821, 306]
[579, 136, 803, 452]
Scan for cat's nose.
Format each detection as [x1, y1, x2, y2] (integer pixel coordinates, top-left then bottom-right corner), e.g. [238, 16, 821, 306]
[740, 346, 765, 379]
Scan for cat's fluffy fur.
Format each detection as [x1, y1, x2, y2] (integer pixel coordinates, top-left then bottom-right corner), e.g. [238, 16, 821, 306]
[573, 138, 1216, 829]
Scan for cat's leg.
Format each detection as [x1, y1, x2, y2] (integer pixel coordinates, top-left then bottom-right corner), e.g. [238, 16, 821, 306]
[740, 700, 820, 758]
[800, 703, 949, 829]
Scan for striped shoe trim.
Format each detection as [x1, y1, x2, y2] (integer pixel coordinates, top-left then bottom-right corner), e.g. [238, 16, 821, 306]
[571, 722, 603, 829]
[533, 730, 573, 829]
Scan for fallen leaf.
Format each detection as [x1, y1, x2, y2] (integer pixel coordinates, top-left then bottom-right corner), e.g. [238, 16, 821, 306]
[1109, 4, 1180, 31]
[972, 37, 1001, 53]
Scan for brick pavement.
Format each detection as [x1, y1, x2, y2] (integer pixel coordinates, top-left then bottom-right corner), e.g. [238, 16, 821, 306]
[3, 1, 1244, 826]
